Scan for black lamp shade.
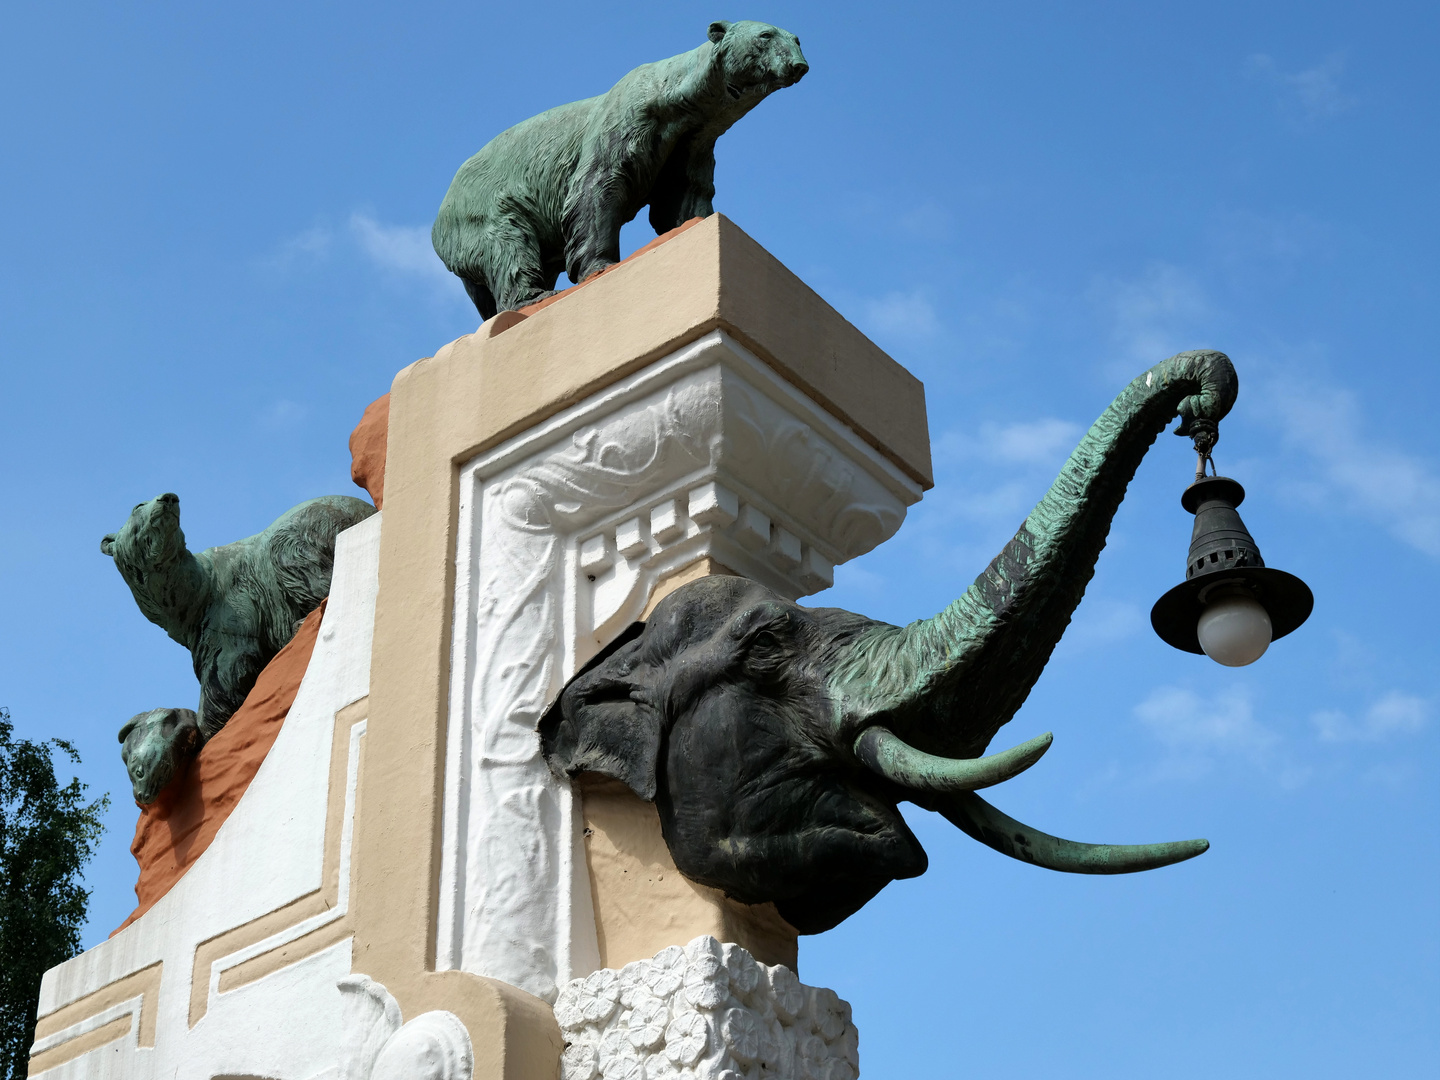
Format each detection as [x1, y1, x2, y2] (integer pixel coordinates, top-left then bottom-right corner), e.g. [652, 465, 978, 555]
[1151, 476, 1314, 654]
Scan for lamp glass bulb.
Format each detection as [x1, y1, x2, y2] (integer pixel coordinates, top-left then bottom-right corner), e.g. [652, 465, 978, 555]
[1197, 590, 1272, 667]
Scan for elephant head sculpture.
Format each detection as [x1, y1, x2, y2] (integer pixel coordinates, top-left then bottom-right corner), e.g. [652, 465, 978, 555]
[541, 349, 1234, 934]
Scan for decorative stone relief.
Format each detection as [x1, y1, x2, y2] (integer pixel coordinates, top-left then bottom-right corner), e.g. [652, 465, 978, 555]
[555, 936, 859, 1080]
[436, 330, 924, 1001]
[335, 975, 474, 1080]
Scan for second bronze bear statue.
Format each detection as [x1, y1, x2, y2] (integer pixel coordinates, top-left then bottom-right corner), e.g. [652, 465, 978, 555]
[432, 20, 808, 318]
[104, 493, 375, 802]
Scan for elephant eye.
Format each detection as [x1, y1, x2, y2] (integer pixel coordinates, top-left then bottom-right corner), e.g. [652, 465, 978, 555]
[744, 628, 790, 684]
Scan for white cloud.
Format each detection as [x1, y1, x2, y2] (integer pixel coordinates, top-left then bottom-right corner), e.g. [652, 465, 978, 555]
[1092, 263, 1212, 371]
[1267, 382, 1440, 557]
[936, 418, 1083, 468]
[259, 399, 307, 428]
[950, 480, 1037, 524]
[1090, 263, 1439, 561]
[981, 418, 1082, 466]
[896, 201, 955, 240]
[1210, 210, 1329, 269]
[1132, 684, 1310, 785]
[348, 213, 455, 287]
[267, 225, 332, 270]
[1312, 691, 1429, 743]
[1060, 598, 1144, 653]
[861, 291, 941, 341]
[807, 412, 1085, 602]
[1247, 53, 1357, 124]
[925, 418, 1085, 537]
[1135, 684, 1279, 758]
[1360, 761, 1420, 789]
[265, 214, 467, 305]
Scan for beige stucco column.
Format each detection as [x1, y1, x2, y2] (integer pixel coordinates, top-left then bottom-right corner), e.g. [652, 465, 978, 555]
[351, 214, 932, 1080]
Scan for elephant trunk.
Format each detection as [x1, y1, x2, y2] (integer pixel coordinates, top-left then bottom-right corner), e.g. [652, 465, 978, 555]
[829, 349, 1237, 760]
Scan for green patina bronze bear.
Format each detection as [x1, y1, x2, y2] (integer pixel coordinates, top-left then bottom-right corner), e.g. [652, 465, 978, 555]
[103, 493, 375, 802]
[432, 19, 808, 318]
[119, 707, 199, 804]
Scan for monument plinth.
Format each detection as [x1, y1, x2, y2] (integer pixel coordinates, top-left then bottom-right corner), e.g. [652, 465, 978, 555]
[34, 14, 1246, 1071]
[30, 215, 930, 1079]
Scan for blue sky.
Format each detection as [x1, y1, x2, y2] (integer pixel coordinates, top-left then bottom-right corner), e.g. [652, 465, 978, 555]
[2, 2, 1436, 1076]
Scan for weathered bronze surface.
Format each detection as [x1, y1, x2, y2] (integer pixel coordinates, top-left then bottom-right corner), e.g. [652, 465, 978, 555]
[102, 493, 375, 802]
[1151, 474, 1314, 653]
[432, 20, 808, 318]
[118, 707, 198, 804]
[543, 350, 1235, 933]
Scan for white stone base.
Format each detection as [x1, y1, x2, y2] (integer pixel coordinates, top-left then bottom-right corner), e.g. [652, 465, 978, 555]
[30, 516, 382, 1079]
[555, 937, 858, 1080]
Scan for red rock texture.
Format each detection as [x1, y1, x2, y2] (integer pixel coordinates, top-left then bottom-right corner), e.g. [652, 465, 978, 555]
[112, 602, 327, 934]
[349, 393, 390, 510]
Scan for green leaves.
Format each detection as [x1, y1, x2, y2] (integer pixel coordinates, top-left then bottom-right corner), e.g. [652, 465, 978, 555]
[0, 709, 109, 1080]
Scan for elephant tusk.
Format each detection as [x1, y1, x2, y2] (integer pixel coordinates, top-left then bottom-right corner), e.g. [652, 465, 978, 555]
[926, 790, 1209, 874]
[855, 727, 1054, 793]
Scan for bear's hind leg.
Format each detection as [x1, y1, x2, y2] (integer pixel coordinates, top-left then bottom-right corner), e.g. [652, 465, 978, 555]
[195, 636, 267, 741]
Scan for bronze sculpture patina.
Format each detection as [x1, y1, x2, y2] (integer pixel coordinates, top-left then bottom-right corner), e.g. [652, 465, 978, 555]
[432, 20, 808, 318]
[103, 493, 375, 802]
[543, 350, 1234, 933]
[118, 706, 199, 805]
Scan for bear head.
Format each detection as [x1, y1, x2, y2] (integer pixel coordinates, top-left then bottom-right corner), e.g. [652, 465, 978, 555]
[101, 493, 206, 632]
[119, 707, 200, 804]
[102, 492, 186, 572]
[708, 20, 808, 102]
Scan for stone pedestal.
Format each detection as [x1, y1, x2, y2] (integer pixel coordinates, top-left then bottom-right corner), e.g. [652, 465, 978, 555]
[554, 936, 858, 1080]
[29, 215, 930, 1080]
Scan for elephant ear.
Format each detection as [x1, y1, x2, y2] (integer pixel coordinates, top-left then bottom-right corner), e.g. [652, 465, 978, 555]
[540, 622, 664, 800]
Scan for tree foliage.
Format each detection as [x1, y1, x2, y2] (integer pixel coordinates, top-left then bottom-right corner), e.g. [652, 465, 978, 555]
[0, 708, 109, 1080]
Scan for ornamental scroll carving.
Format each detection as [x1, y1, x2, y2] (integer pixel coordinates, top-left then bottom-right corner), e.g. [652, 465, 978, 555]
[335, 976, 473, 1080]
[437, 333, 922, 1001]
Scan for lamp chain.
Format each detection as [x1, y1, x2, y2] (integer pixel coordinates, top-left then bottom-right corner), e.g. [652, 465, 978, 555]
[1188, 419, 1219, 482]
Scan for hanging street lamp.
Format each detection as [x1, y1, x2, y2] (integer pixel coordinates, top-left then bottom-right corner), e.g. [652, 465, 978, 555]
[1151, 420, 1314, 666]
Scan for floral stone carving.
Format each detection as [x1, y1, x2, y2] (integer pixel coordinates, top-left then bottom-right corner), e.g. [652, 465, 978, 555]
[554, 936, 858, 1080]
